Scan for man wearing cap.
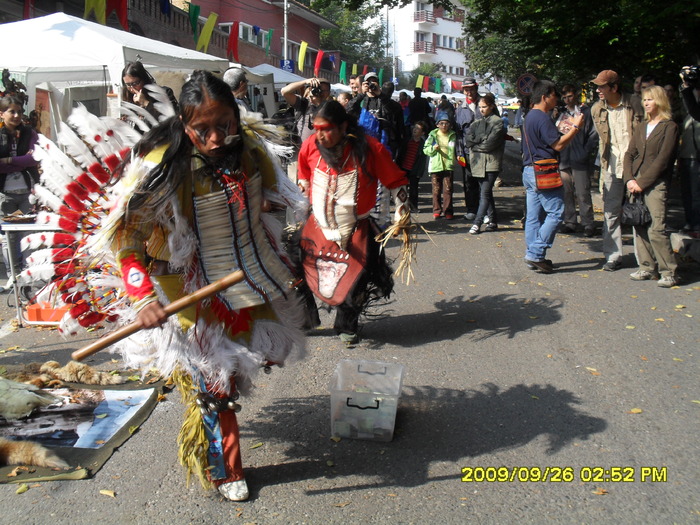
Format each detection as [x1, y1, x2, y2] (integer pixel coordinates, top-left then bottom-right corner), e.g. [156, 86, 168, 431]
[223, 67, 253, 112]
[455, 77, 483, 219]
[590, 70, 644, 271]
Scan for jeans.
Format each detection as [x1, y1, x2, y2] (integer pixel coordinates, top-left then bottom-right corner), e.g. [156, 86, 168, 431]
[523, 165, 564, 261]
[474, 172, 499, 225]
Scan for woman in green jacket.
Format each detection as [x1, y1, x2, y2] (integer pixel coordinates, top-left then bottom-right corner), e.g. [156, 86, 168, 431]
[424, 111, 456, 219]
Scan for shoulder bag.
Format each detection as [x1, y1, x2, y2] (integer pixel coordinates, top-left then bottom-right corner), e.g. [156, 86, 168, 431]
[621, 193, 652, 226]
[523, 117, 563, 190]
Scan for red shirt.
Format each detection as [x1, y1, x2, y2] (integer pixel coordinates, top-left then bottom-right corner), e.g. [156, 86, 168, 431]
[297, 134, 408, 217]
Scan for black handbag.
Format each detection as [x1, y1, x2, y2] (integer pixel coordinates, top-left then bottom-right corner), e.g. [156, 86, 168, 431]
[621, 194, 652, 226]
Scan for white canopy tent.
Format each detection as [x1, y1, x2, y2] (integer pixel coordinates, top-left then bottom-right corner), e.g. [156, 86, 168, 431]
[246, 63, 305, 88]
[0, 12, 230, 111]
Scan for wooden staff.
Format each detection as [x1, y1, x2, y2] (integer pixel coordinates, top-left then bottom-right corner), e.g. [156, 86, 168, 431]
[71, 270, 245, 361]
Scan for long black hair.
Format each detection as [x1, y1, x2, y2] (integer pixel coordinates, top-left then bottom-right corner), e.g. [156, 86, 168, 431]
[313, 99, 369, 174]
[120, 61, 157, 104]
[127, 70, 241, 211]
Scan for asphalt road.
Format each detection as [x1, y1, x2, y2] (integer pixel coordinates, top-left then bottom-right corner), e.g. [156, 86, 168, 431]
[0, 141, 698, 524]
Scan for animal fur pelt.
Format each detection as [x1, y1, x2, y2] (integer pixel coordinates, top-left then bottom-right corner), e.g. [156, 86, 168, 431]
[5, 361, 126, 389]
[0, 377, 62, 420]
[0, 437, 68, 468]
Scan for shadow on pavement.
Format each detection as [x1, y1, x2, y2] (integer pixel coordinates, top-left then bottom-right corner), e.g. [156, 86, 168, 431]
[243, 383, 606, 496]
[359, 293, 562, 346]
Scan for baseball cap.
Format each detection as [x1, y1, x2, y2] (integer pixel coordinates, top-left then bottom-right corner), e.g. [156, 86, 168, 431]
[364, 71, 379, 83]
[462, 77, 478, 88]
[592, 70, 619, 86]
[435, 111, 450, 123]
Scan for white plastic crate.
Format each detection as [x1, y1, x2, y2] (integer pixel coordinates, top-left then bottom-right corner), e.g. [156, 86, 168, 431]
[330, 359, 405, 442]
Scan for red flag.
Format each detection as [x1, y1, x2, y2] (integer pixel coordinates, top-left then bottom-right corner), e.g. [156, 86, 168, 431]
[227, 21, 240, 62]
[422, 76, 430, 91]
[314, 50, 324, 77]
[451, 79, 462, 91]
[107, 0, 129, 31]
[362, 65, 368, 75]
[23, 0, 33, 19]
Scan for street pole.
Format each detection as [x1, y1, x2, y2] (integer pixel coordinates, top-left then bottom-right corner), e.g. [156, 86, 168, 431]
[284, 0, 288, 61]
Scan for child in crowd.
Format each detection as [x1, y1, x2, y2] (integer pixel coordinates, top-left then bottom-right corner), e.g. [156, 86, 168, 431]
[337, 91, 352, 109]
[397, 121, 428, 210]
[424, 112, 456, 219]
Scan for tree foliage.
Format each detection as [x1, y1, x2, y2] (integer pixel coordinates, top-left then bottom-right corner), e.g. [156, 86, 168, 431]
[313, 1, 393, 71]
[461, 0, 700, 88]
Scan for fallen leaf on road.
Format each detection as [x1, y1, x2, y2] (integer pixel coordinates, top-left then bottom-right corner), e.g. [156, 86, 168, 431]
[628, 408, 643, 414]
[640, 356, 648, 361]
[157, 393, 167, 402]
[650, 306, 657, 310]
[654, 318, 665, 322]
[630, 295, 638, 299]
[508, 281, 517, 285]
[528, 315, 538, 319]
[249, 442, 263, 449]
[15, 483, 28, 494]
[334, 501, 351, 507]
[530, 395, 539, 400]
[99, 489, 116, 498]
[7, 466, 28, 477]
[437, 291, 444, 295]
[625, 325, 635, 329]
[675, 304, 686, 309]
[580, 274, 589, 278]
[330, 436, 341, 442]
[95, 414, 107, 419]
[327, 460, 335, 467]
[673, 358, 683, 362]
[685, 314, 693, 318]
[691, 400, 700, 404]
[600, 309, 607, 313]
[592, 488, 608, 495]
[388, 493, 397, 497]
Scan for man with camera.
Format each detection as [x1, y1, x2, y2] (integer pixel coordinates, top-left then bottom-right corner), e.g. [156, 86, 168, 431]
[679, 65, 700, 234]
[281, 76, 332, 146]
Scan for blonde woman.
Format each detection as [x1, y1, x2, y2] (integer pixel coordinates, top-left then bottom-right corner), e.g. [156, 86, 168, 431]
[623, 85, 679, 287]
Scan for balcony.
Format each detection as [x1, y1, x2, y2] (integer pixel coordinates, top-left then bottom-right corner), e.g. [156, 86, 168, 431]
[413, 10, 436, 24]
[413, 41, 436, 54]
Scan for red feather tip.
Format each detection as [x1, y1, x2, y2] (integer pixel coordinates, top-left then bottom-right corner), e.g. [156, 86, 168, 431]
[76, 173, 100, 193]
[88, 163, 110, 184]
[66, 181, 88, 200]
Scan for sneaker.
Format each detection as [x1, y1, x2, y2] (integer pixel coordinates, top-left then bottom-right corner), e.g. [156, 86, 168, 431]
[526, 258, 553, 271]
[657, 275, 679, 288]
[339, 332, 359, 345]
[484, 223, 498, 232]
[469, 224, 481, 235]
[629, 269, 657, 281]
[433, 213, 441, 219]
[445, 214, 454, 220]
[602, 259, 622, 272]
[524, 258, 554, 274]
[218, 479, 249, 501]
[483, 216, 491, 225]
[560, 223, 577, 234]
[583, 225, 596, 238]
[464, 212, 476, 221]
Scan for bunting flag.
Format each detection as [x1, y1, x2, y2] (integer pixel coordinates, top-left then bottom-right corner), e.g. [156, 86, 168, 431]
[227, 21, 240, 62]
[297, 41, 308, 75]
[160, 0, 171, 15]
[84, 0, 106, 24]
[313, 50, 324, 77]
[352, 64, 358, 75]
[265, 28, 273, 56]
[188, 3, 200, 42]
[362, 65, 368, 75]
[23, 0, 34, 19]
[434, 77, 442, 93]
[378, 68, 384, 85]
[328, 55, 336, 70]
[451, 79, 462, 91]
[422, 75, 430, 91]
[106, 0, 128, 30]
[416, 75, 424, 89]
[339, 61, 347, 83]
[196, 12, 218, 52]
[253, 25, 260, 35]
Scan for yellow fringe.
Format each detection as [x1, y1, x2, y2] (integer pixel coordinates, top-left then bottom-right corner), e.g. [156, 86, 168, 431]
[172, 369, 214, 490]
[374, 212, 427, 285]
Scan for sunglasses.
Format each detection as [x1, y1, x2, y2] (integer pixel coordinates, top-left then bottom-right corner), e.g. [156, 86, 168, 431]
[125, 80, 143, 88]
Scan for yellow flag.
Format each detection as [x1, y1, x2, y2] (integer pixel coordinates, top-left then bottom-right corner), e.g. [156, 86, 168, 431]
[352, 64, 358, 75]
[196, 13, 219, 53]
[84, 0, 106, 24]
[298, 41, 308, 74]
[416, 75, 424, 88]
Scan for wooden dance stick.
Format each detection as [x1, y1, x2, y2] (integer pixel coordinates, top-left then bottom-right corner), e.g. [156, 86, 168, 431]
[71, 270, 245, 361]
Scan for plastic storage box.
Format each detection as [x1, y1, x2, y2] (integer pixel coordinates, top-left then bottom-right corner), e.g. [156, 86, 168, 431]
[330, 359, 405, 442]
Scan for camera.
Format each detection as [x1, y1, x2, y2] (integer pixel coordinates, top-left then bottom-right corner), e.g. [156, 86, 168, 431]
[681, 66, 699, 87]
[367, 82, 379, 92]
[309, 86, 322, 97]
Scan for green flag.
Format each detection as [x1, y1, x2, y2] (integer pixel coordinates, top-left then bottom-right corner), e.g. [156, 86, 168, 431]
[266, 28, 273, 56]
[339, 61, 347, 84]
[188, 3, 200, 42]
[434, 77, 442, 93]
[378, 68, 384, 85]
